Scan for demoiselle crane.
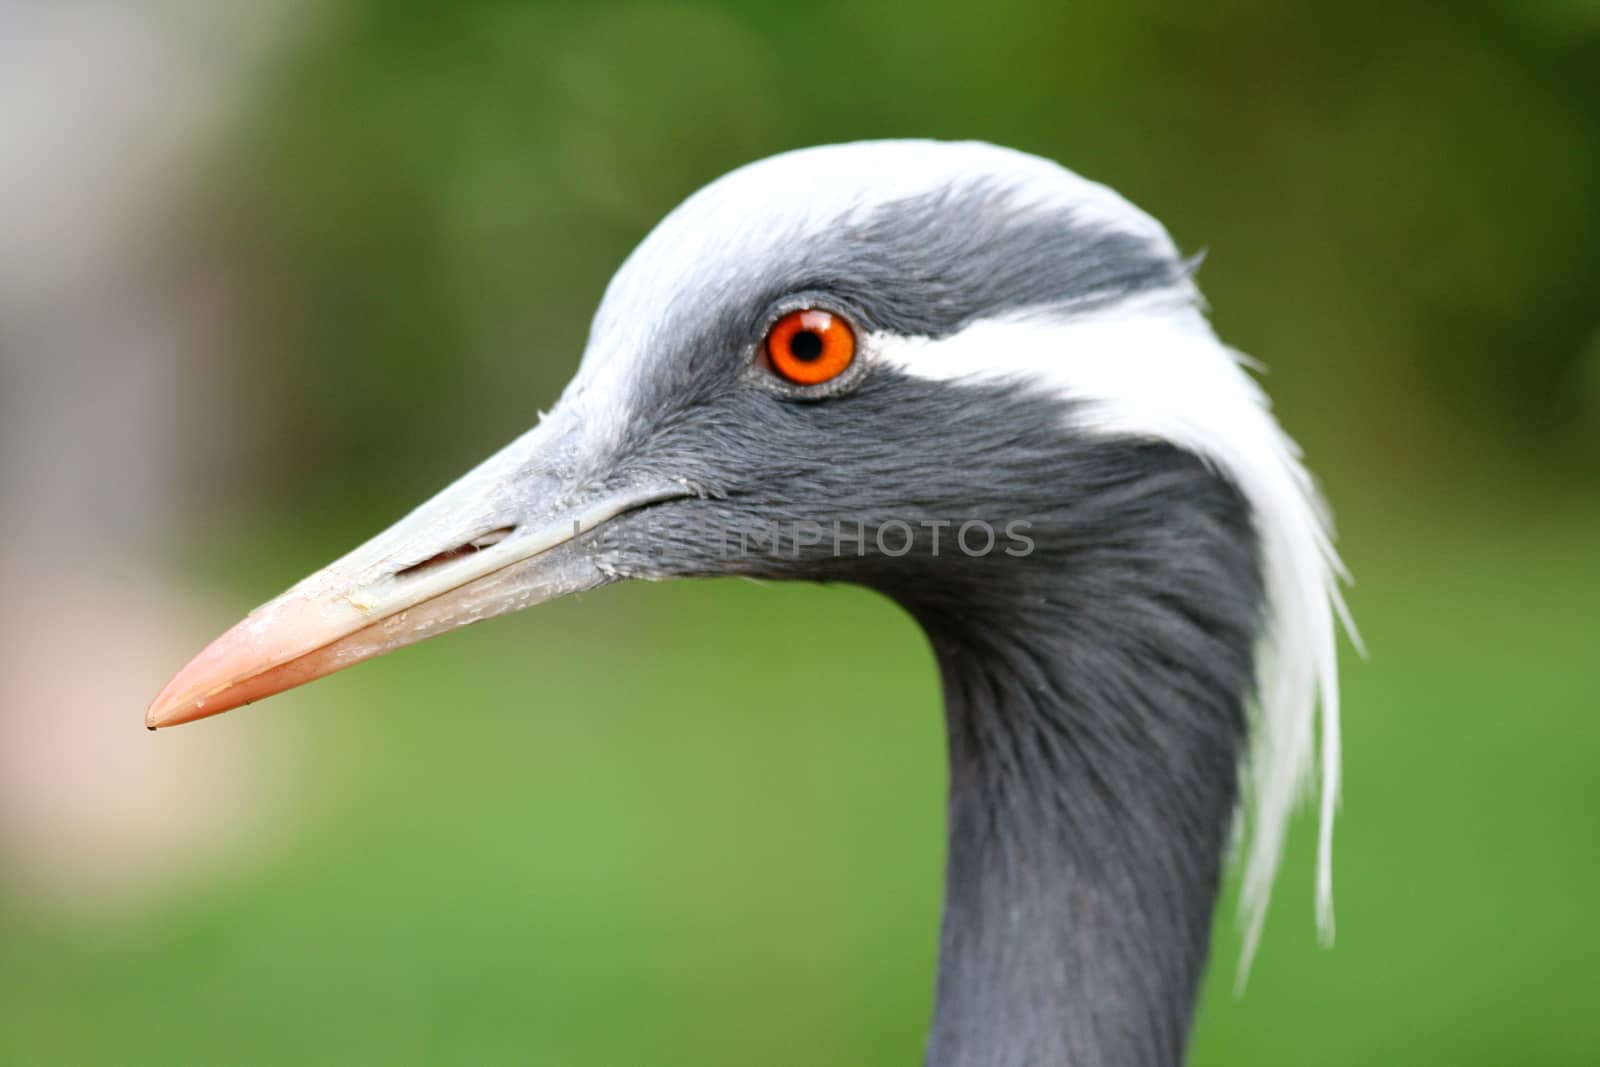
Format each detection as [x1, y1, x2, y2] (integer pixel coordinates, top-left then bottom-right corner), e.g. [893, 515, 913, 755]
[147, 140, 1351, 1067]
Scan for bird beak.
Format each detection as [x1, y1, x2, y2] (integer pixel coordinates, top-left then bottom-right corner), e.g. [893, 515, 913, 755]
[145, 412, 668, 730]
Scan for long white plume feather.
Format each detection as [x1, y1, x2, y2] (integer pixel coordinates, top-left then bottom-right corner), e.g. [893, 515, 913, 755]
[595, 140, 1355, 977]
[877, 298, 1355, 981]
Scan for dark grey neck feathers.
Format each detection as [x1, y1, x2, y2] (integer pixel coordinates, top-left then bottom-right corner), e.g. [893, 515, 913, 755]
[898, 445, 1263, 1067]
[606, 370, 1267, 1066]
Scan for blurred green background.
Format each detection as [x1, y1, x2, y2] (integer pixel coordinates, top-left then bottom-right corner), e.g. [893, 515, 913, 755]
[2, 1, 1597, 1064]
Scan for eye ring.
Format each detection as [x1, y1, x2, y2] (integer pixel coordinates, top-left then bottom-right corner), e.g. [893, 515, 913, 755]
[764, 308, 856, 386]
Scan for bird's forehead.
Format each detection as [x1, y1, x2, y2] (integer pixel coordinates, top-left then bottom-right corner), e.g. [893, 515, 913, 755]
[560, 140, 1182, 419]
[599, 140, 1167, 335]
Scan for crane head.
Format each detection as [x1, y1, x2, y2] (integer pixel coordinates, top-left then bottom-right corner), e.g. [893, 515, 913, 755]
[145, 140, 1349, 963]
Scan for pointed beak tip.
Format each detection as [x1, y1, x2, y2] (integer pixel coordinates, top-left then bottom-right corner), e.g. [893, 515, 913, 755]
[143, 648, 244, 731]
[144, 649, 209, 727]
[143, 689, 194, 731]
[144, 662, 256, 731]
[143, 679, 182, 731]
[144, 701, 177, 731]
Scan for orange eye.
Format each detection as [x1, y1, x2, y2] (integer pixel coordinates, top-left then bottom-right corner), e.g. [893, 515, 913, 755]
[765, 308, 856, 386]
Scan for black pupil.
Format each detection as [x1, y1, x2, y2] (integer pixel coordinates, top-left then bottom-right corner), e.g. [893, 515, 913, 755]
[788, 329, 824, 362]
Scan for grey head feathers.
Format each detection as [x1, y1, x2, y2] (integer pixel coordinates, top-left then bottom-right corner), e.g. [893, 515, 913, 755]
[558, 140, 1347, 981]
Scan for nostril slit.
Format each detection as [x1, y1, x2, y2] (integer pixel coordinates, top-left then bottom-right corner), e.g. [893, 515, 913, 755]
[395, 526, 517, 580]
[469, 526, 515, 550]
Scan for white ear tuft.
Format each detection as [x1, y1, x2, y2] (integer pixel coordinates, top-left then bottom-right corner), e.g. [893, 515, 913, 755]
[878, 294, 1355, 983]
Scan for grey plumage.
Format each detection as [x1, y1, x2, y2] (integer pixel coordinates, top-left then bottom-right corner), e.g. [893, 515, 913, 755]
[592, 376, 1261, 1066]
[583, 177, 1189, 447]
[549, 181, 1260, 1065]
[147, 140, 1348, 1067]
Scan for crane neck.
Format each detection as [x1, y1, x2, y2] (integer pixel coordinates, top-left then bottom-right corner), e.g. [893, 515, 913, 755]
[899, 449, 1263, 1067]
